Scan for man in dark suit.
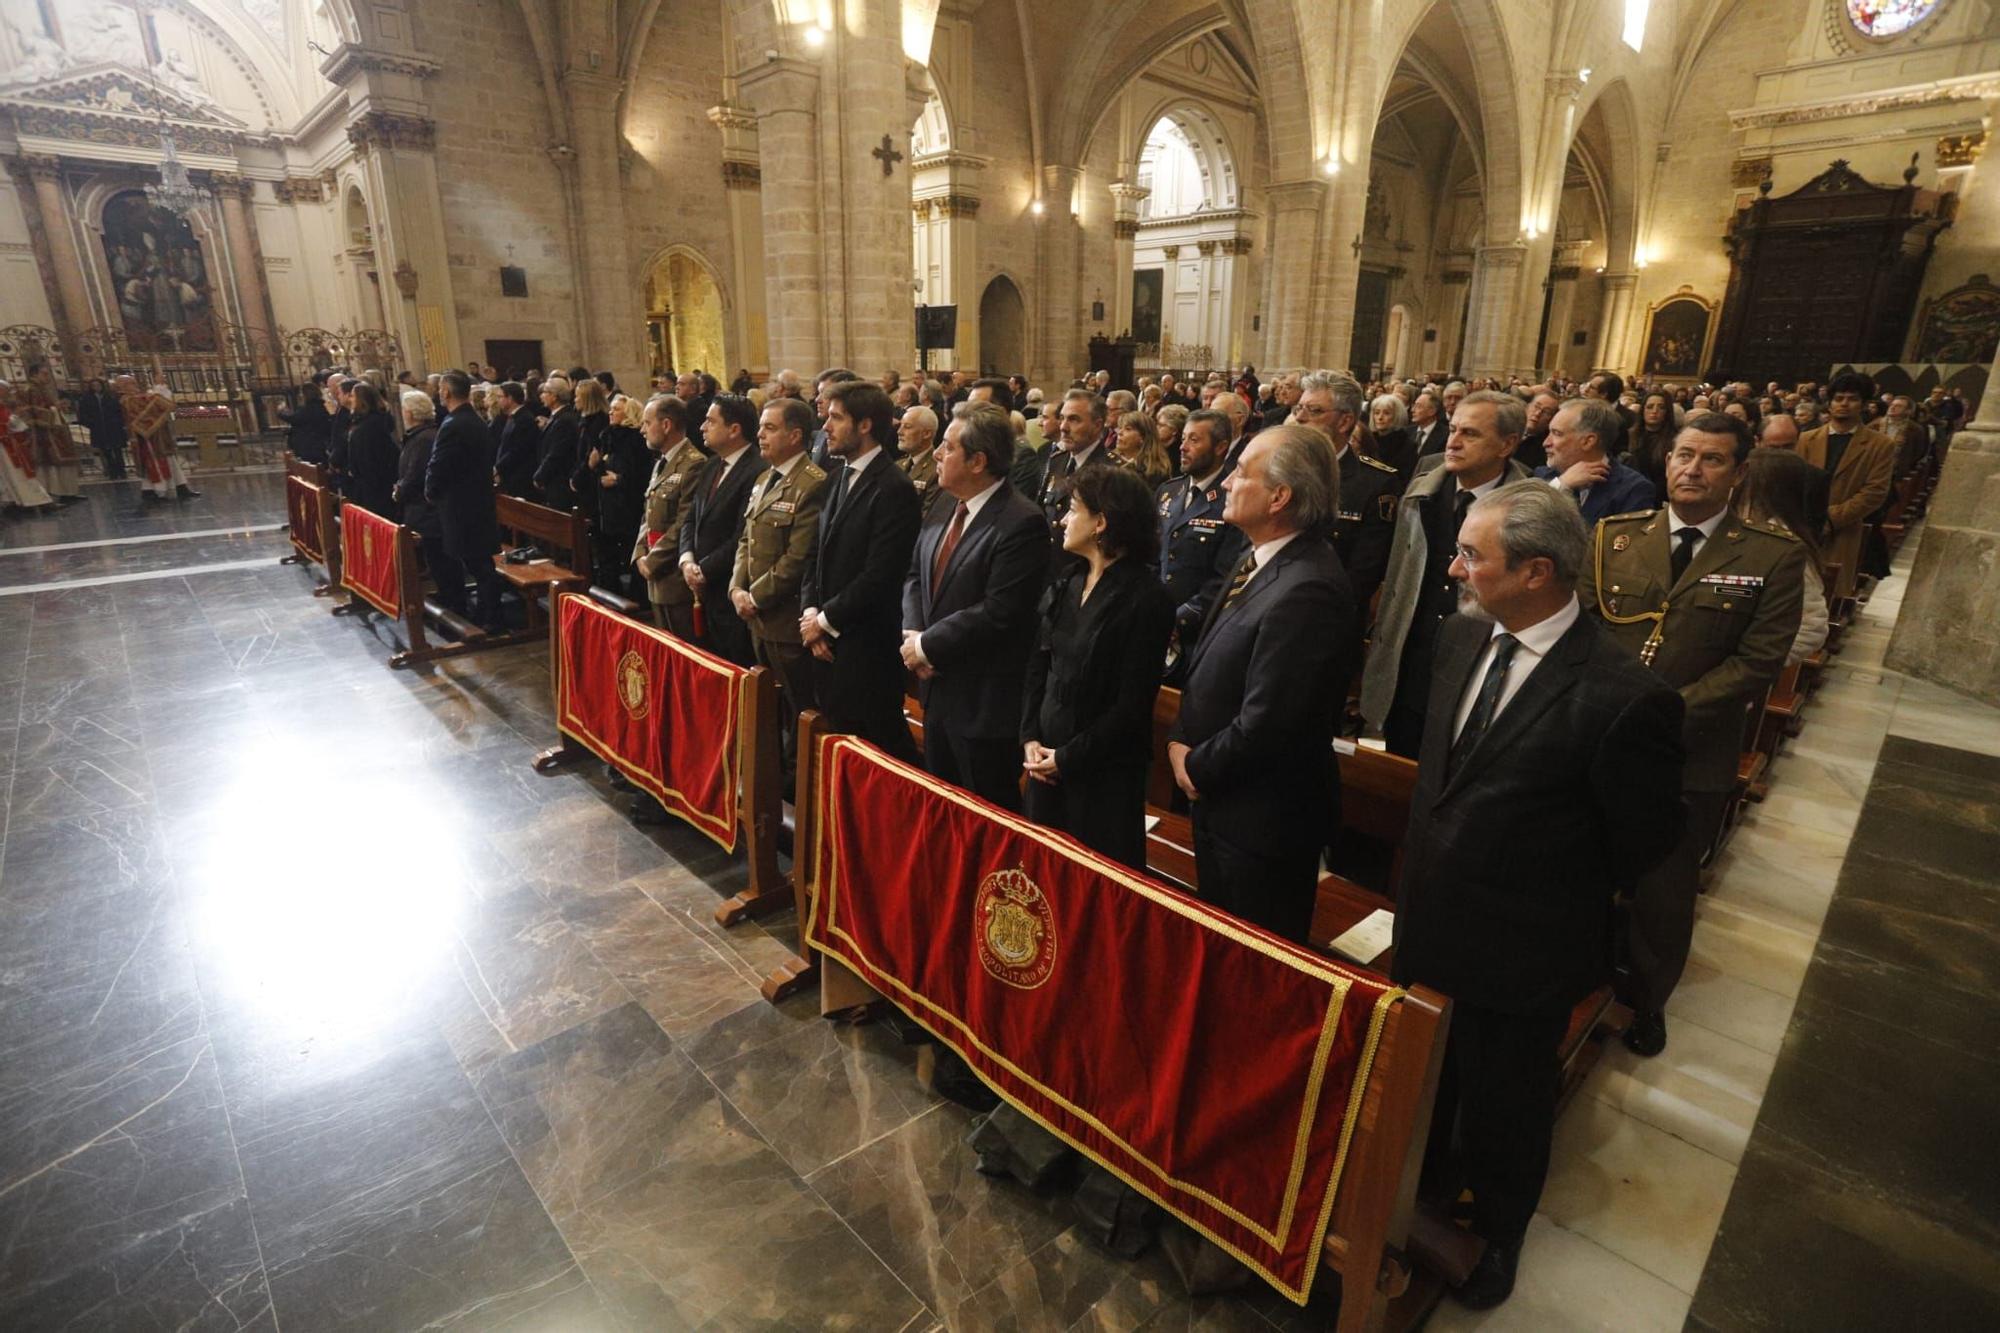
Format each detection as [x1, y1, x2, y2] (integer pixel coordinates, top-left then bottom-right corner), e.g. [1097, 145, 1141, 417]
[1166, 424, 1358, 944]
[1156, 407, 1243, 682]
[533, 375, 582, 510]
[900, 401, 1051, 810]
[677, 394, 768, 666]
[801, 381, 924, 765]
[1535, 397, 1657, 528]
[1411, 388, 1449, 461]
[424, 372, 505, 627]
[491, 382, 541, 498]
[1395, 480, 1684, 1310]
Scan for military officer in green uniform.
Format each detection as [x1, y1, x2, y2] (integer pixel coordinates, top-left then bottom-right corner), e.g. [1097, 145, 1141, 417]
[1580, 410, 1804, 1058]
[631, 394, 710, 637]
[896, 403, 942, 517]
[732, 397, 830, 769]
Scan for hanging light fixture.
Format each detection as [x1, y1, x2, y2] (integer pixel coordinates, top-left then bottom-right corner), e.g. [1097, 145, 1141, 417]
[145, 124, 210, 218]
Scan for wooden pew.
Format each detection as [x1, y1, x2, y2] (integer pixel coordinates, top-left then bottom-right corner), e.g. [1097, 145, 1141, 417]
[279, 456, 341, 597]
[495, 493, 592, 636]
[331, 504, 498, 669]
[532, 589, 790, 930]
[773, 712, 1452, 1333]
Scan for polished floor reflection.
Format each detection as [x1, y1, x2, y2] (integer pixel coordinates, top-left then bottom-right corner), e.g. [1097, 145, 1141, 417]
[3, 473, 1982, 1330]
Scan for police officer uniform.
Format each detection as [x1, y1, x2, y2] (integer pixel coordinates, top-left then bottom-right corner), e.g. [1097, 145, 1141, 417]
[1580, 505, 1805, 1023]
[631, 436, 709, 636]
[731, 453, 830, 766]
[1155, 468, 1244, 684]
[1334, 446, 1402, 612]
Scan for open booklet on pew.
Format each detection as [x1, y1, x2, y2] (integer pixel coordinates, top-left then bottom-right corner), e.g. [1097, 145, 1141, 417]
[1324, 907, 1395, 967]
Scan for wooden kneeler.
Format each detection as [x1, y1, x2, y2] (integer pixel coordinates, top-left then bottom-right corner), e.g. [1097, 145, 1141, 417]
[280, 457, 341, 596]
[332, 504, 493, 669]
[531, 590, 788, 927]
[764, 712, 1453, 1330]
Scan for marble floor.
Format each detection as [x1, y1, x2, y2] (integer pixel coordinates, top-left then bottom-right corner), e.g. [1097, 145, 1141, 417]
[0, 472, 1988, 1330]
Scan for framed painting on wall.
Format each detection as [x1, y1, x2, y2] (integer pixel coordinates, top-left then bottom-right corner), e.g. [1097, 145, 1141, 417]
[1640, 286, 1717, 378]
[1914, 275, 2000, 365]
[1131, 269, 1163, 345]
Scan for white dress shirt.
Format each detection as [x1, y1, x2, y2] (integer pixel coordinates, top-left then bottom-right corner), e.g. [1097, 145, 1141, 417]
[1663, 504, 1728, 570]
[911, 478, 1006, 667]
[1240, 530, 1303, 590]
[1451, 595, 1582, 741]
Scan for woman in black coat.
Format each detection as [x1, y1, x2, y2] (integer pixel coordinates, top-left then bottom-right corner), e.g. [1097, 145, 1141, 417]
[583, 394, 651, 597]
[1020, 464, 1176, 869]
[341, 382, 401, 518]
[390, 393, 464, 604]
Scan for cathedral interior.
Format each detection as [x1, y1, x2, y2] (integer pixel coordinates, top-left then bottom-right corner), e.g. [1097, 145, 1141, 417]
[1, 1, 1998, 1330]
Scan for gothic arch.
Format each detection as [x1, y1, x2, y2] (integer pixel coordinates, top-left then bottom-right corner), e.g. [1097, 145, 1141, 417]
[978, 273, 1028, 376]
[1125, 97, 1242, 212]
[640, 242, 733, 376]
[1570, 78, 1642, 270]
[1378, 0, 1524, 244]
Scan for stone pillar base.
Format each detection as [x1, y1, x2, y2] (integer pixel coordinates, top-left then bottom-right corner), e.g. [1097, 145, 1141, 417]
[1887, 422, 2000, 705]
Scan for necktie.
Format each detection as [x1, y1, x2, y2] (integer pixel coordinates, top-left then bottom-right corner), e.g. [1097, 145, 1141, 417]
[931, 500, 969, 589]
[824, 462, 850, 527]
[1451, 487, 1475, 539]
[707, 456, 726, 500]
[1670, 525, 1701, 584]
[1218, 551, 1257, 612]
[1449, 633, 1519, 775]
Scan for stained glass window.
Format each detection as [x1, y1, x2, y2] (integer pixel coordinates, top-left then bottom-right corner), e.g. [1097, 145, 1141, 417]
[1847, 0, 1941, 38]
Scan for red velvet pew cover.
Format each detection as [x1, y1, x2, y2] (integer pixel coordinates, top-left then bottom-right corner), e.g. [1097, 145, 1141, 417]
[554, 592, 742, 851]
[338, 502, 401, 617]
[803, 734, 1403, 1303]
[287, 473, 324, 563]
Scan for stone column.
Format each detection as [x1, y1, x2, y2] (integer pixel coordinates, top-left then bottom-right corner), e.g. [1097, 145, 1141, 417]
[12, 155, 92, 342]
[1263, 179, 1327, 370]
[1313, 177, 1370, 371]
[1462, 243, 1527, 380]
[212, 174, 278, 374]
[737, 58, 824, 374]
[1036, 163, 1083, 384]
[1886, 344, 2000, 703]
[1109, 181, 1148, 335]
[709, 101, 771, 380]
[1159, 245, 1181, 359]
[938, 192, 980, 370]
[1596, 270, 1639, 375]
[1539, 251, 1583, 378]
[1220, 235, 1254, 368]
[1434, 264, 1473, 376]
[561, 68, 643, 386]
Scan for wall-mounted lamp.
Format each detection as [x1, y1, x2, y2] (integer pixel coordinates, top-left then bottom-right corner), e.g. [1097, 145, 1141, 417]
[1322, 157, 1341, 176]
[1030, 199, 1045, 216]
[802, 25, 826, 49]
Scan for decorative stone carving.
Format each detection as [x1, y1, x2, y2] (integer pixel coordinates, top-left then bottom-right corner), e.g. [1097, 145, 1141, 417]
[1113, 219, 1139, 239]
[1728, 73, 2000, 131]
[1938, 131, 1987, 168]
[1162, 245, 1180, 260]
[721, 159, 762, 188]
[1731, 157, 1773, 188]
[318, 44, 443, 84]
[207, 172, 257, 200]
[936, 194, 980, 218]
[5, 152, 63, 184]
[393, 261, 419, 299]
[1195, 239, 1217, 256]
[911, 198, 935, 219]
[274, 176, 326, 204]
[1221, 236, 1253, 256]
[346, 110, 436, 153]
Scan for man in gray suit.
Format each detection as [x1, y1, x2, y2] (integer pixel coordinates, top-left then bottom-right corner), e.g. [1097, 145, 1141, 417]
[1361, 390, 1533, 757]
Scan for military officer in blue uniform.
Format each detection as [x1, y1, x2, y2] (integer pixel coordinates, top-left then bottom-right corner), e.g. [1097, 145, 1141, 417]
[1155, 407, 1244, 683]
[1293, 370, 1402, 612]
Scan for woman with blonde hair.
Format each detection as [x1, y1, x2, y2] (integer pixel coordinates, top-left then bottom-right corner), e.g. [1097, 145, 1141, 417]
[1156, 402, 1189, 474]
[1113, 410, 1171, 489]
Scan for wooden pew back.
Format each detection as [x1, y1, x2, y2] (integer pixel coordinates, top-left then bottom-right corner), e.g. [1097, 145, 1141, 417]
[495, 493, 592, 586]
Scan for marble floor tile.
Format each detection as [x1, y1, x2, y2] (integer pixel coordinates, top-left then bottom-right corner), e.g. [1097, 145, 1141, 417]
[704, 1011, 939, 1176]
[1424, 1214, 1690, 1333]
[448, 884, 633, 1057]
[1885, 674, 2000, 759]
[1686, 900, 1817, 1000]
[0, 1194, 276, 1333]
[6, 749, 154, 826]
[1703, 818, 1846, 936]
[554, 1113, 932, 1330]
[1661, 959, 1797, 1057]
[1584, 1018, 1777, 1164]
[11, 702, 145, 767]
[1538, 1098, 1738, 1294]
[0, 806, 169, 905]
[557, 878, 765, 1040]
[806, 1099, 1076, 1324]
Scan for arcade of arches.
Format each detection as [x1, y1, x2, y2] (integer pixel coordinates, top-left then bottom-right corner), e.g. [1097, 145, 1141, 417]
[4, 2, 2000, 1328]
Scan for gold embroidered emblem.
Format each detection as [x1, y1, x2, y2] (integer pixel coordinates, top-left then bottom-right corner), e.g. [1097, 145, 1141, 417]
[1612, 534, 1630, 551]
[975, 867, 1057, 990]
[616, 649, 650, 720]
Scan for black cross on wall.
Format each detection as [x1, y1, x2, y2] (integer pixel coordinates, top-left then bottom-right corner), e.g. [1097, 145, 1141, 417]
[873, 134, 903, 178]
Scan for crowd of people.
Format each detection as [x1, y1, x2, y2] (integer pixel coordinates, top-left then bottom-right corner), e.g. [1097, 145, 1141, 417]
[0, 365, 201, 513]
[267, 351, 1960, 1308]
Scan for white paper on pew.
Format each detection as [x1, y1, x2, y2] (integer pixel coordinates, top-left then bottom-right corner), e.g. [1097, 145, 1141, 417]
[1144, 814, 1160, 833]
[1326, 908, 1395, 966]
[1355, 736, 1388, 753]
[1332, 738, 1357, 756]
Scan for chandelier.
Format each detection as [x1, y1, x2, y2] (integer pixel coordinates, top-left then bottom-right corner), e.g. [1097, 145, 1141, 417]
[145, 127, 210, 218]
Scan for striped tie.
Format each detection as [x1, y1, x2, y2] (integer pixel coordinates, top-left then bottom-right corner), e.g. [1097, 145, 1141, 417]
[1219, 551, 1257, 611]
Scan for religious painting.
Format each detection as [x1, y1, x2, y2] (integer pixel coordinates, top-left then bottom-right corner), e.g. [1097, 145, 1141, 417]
[102, 191, 217, 353]
[1915, 276, 2000, 365]
[1640, 288, 1716, 378]
[1846, 0, 1940, 40]
[1131, 268, 1164, 345]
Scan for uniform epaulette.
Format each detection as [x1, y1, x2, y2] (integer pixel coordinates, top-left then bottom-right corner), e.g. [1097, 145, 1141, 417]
[1744, 516, 1799, 541]
[803, 462, 826, 481]
[1359, 452, 1398, 474]
[1602, 508, 1657, 523]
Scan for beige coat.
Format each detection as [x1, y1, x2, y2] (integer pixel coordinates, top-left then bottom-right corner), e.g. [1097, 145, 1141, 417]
[1795, 421, 1894, 598]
